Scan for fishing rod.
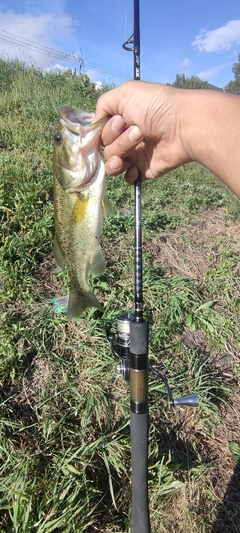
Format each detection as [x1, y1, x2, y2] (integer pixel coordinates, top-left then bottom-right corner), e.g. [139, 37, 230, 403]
[106, 1, 198, 532]
[122, 3, 150, 532]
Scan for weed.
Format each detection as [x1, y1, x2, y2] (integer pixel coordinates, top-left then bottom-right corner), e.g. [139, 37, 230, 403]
[0, 59, 239, 532]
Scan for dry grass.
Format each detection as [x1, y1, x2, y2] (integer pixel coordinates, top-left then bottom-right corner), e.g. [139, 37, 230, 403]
[0, 60, 240, 532]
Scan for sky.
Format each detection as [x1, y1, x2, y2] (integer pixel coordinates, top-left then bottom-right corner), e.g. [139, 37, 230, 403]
[0, 0, 240, 89]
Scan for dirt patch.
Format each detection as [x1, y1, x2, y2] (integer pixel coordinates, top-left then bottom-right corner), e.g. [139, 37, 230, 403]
[144, 209, 240, 283]
[33, 253, 60, 300]
[20, 208, 240, 532]
[142, 209, 240, 530]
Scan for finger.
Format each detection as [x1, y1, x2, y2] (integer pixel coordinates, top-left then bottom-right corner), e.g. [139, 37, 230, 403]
[105, 155, 131, 176]
[101, 115, 127, 147]
[104, 125, 143, 161]
[124, 165, 140, 184]
[94, 84, 127, 122]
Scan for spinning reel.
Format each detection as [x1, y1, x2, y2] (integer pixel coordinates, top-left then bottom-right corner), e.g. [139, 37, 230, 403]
[106, 312, 199, 407]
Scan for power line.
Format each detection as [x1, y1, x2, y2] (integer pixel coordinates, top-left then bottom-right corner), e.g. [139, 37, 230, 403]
[82, 59, 132, 80]
[0, 29, 83, 64]
[0, 28, 133, 81]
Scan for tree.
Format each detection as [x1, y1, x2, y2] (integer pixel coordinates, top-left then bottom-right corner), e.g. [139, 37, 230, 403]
[224, 54, 240, 94]
[171, 73, 211, 89]
[171, 73, 186, 88]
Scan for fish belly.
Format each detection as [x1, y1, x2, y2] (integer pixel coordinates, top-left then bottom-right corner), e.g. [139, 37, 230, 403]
[67, 184, 106, 319]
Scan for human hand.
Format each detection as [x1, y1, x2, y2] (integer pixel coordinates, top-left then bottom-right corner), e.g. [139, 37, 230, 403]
[94, 80, 191, 183]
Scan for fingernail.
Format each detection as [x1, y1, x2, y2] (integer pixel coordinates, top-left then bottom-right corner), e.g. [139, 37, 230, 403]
[109, 157, 121, 171]
[128, 125, 143, 143]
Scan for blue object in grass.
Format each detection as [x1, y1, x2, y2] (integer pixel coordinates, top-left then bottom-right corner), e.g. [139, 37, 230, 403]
[51, 296, 69, 314]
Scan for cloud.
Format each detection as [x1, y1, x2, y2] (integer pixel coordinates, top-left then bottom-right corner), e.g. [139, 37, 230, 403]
[20, 0, 67, 16]
[198, 63, 232, 81]
[0, 8, 78, 67]
[85, 69, 104, 89]
[94, 81, 103, 90]
[192, 20, 240, 53]
[45, 63, 71, 73]
[85, 68, 101, 81]
[177, 58, 193, 74]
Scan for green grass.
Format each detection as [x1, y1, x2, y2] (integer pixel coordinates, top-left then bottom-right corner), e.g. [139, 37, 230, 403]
[0, 59, 240, 532]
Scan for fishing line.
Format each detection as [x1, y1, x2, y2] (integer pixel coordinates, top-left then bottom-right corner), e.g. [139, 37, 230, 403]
[122, 0, 127, 81]
[122, 0, 132, 82]
[106, 2, 199, 532]
[0, 26, 157, 83]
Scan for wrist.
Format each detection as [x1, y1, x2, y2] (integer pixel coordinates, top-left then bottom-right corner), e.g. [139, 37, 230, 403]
[178, 89, 202, 164]
[178, 89, 240, 196]
[180, 89, 233, 167]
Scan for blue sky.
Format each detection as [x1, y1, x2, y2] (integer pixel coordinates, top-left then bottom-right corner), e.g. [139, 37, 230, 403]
[0, 0, 240, 88]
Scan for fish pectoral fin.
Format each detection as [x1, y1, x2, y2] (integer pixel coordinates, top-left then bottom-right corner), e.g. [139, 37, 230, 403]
[102, 196, 115, 218]
[89, 248, 106, 276]
[68, 289, 104, 320]
[54, 235, 65, 270]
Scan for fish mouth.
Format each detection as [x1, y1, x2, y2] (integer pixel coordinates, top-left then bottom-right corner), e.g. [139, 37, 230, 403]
[60, 107, 95, 128]
[59, 106, 110, 135]
[55, 106, 108, 192]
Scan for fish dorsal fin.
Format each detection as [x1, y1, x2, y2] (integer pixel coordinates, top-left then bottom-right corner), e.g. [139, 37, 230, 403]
[89, 248, 106, 276]
[102, 196, 115, 218]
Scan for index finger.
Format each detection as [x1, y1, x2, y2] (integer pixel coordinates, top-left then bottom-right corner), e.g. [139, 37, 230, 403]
[100, 115, 127, 147]
[94, 92, 120, 123]
[94, 83, 130, 122]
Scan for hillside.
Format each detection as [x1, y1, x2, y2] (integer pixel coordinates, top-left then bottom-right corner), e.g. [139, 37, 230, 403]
[0, 59, 240, 532]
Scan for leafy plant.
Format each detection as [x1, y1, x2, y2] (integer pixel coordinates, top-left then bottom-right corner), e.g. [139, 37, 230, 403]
[0, 58, 239, 533]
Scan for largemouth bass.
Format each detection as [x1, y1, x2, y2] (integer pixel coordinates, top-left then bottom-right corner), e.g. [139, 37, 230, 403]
[53, 106, 112, 320]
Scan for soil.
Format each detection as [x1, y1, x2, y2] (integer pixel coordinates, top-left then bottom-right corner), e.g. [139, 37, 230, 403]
[142, 208, 240, 531]
[9, 207, 240, 532]
[144, 208, 240, 283]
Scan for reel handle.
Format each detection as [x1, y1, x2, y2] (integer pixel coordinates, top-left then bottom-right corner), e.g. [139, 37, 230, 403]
[171, 394, 199, 407]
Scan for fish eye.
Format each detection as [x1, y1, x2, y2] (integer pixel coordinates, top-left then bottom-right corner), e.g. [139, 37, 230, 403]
[54, 133, 62, 145]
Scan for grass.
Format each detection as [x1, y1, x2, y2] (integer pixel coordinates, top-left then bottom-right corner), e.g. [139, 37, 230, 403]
[0, 58, 240, 532]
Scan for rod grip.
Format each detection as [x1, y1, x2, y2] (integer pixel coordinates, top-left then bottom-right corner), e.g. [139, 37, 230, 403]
[130, 411, 150, 533]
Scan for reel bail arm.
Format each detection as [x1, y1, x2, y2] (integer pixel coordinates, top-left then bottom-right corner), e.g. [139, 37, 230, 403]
[106, 317, 199, 408]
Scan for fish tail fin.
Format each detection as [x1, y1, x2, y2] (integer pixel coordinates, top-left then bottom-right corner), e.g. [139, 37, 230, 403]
[68, 289, 104, 320]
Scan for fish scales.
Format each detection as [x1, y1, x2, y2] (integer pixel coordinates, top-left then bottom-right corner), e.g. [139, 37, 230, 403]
[53, 106, 112, 319]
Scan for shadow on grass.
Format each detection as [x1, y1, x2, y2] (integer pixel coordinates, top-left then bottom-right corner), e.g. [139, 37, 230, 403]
[212, 461, 240, 533]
